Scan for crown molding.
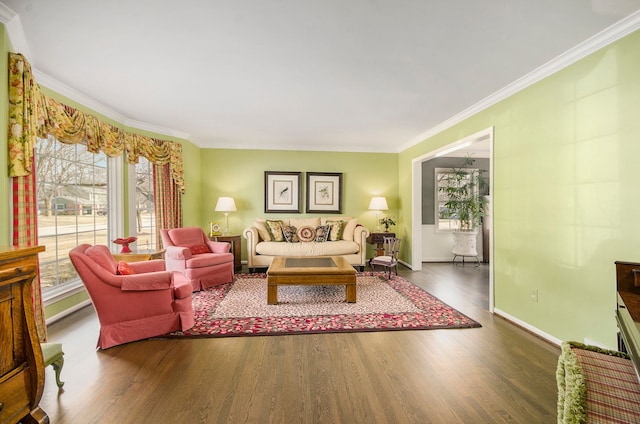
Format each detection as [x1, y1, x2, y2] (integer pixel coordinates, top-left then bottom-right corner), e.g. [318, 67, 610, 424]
[0, 3, 31, 59]
[398, 9, 640, 153]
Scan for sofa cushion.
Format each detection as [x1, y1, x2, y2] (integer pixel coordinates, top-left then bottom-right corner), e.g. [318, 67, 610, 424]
[254, 220, 272, 241]
[85, 245, 118, 274]
[342, 218, 358, 241]
[265, 220, 285, 242]
[297, 225, 316, 242]
[167, 227, 205, 246]
[117, 261, 136, 275]
[315, 225, 330, 242]
[283, 225, 299, 243]
[325, 220, 345, 241]
[189, 244, 210, 255]
[185, 252, 233, 269]
[289, 217, 320, 229]
[256, 240, 360, 256]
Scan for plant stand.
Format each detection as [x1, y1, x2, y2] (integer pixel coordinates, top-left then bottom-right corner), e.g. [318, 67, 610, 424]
[451, 230, 480, 267]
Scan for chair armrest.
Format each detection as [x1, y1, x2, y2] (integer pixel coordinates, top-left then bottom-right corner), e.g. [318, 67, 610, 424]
[127, 259, 165, 274]
[165, 246, 192, 260]
[206, 240, 231, 253]
[171, 271, 193, 299]
[120, 271, 173, 291]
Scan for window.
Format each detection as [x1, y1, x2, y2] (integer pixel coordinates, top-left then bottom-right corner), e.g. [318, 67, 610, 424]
[435, 167, 476, 231]
[36, 136, 109, 293]
[133, 157, 156, 250]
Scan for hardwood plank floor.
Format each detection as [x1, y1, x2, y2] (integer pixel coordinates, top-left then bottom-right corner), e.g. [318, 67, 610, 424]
[40, 263, 560, 423]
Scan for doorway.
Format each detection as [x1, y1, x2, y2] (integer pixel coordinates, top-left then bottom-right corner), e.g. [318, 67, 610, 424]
[410, 127, 495, 311]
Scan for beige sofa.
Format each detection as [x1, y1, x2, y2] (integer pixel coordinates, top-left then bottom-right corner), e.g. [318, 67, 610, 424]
[243, 216, 370, 272]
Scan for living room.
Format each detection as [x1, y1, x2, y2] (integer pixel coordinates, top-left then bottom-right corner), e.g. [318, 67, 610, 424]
[3, 2, 640, 422]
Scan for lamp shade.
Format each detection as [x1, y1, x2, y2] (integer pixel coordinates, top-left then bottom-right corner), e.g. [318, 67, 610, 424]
[368, 196, 388, 211]
[215, 197, 237, 212]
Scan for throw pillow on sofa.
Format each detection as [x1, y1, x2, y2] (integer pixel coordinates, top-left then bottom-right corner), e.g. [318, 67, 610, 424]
[342, 218, 358, 240]
[283, 225, 299, 243]
[315, 225, 331, 242]
[254, 220, 272, 241]
[265, 220, 286, 242]
[297, 225, 316, 242]
[326, 220, 345, 241]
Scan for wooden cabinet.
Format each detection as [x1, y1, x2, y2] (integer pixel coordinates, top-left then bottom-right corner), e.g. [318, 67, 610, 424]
[209, 235, 242, 271]
[0, 246, 48, 424]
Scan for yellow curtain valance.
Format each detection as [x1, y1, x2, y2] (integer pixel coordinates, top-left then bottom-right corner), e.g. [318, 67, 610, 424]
[8, 52, 185, 193]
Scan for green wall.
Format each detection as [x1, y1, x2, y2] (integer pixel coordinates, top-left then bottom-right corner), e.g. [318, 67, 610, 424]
[400, 29, 640, 348]
[199, 149, 398, 260]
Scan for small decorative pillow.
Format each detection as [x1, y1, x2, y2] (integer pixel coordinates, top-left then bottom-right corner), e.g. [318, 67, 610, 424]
[315, 225, 331, 242]
[116, 261, 135, 275]
[342, 218, 358, 240]
[297, 225, 316, 242]
[283, 225, 299, 243]
[189, 244, 210, 255]
[254, 220, 272, 241]
[265, 220, 285, 242]
[326, 220, 345, 241]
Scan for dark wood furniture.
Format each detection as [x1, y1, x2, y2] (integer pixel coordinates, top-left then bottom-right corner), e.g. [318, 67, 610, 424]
[366, 232, 395, 257]
[210, 235, 242, 271]
[0, 245, 48, 424]
[615, 260, 640, 378]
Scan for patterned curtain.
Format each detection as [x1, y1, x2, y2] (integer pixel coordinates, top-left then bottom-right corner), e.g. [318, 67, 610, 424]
[154, 163, 183, 248]
[8, 53, 186, 338]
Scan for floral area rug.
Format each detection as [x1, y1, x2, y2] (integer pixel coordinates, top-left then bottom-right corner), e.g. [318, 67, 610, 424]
[164, 272, 481, 338]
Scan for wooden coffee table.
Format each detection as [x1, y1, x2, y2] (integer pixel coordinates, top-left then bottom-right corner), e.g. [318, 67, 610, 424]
[266, 256, 357, 304]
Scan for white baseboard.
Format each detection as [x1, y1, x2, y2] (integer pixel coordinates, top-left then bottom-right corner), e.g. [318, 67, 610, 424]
[493, 308, 562, 347]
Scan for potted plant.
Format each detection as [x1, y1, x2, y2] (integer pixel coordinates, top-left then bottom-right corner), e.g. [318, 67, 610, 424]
[438, 156, 488, 258]
[379, 215, 396, 232]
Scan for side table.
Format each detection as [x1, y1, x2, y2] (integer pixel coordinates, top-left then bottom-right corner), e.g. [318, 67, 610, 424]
[112, 249, 165, 263]
[210, 235, 242, 271]
[366, 232, 396, 256]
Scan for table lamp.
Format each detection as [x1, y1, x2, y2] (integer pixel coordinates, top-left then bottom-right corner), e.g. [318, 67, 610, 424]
[215, 197, 237, 235]
[368, 196, 388, 232]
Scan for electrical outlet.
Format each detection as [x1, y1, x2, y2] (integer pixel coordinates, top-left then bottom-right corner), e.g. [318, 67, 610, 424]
[530, 289, 538, 302]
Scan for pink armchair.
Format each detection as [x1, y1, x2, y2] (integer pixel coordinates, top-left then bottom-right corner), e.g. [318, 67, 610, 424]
[160, 227, 235, 291]
[69, 244, 195, 349]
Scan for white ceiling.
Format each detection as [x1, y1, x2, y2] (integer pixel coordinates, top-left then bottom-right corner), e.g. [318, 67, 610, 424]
[3, 1, 640, 153]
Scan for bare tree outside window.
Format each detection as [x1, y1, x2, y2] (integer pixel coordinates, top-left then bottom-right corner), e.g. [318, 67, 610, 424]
[36, 136, 109, 291]
[135, 157, 155, 249]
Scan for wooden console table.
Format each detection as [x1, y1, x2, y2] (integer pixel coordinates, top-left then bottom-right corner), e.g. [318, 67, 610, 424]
[367, 232, 395, 257]
[0, 245, 48, 424]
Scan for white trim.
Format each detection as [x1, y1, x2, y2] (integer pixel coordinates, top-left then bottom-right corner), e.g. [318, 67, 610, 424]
[0, 4, 31, 59]
[109, 156, 126, 250]
[494, 308, 562, 347]
[398, 9, 640, 152]
[45, 299, 92, 325]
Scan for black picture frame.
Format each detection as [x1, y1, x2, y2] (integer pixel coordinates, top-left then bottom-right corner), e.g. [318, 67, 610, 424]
[306, 172, 342, 214]
[264, 171, 302, 213]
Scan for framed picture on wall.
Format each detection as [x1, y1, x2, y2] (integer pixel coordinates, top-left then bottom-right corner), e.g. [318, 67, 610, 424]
[264, 171, 302, 213]
[306, 172, 342, 213]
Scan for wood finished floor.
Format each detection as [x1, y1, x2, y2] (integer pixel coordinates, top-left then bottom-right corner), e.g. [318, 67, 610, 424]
[41, 263, 560, 423]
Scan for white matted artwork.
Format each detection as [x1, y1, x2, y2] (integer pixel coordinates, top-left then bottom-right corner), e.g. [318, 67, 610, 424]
[306, 172, 342, 213]
[264, 171, 301, 213]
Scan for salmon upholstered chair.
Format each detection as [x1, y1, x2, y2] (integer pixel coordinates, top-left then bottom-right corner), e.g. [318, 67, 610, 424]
[69, 244, 195, 349]
[160, 227, 234, 291]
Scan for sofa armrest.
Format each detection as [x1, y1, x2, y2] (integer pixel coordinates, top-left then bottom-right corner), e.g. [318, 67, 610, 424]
[165, 246, 192, 260]
[243, 226, 259, 268]
[127, 259, 165, 274]
[354, 225, 370, 248]
[120, 271, 173, 291]
[205, 240, 231, 253]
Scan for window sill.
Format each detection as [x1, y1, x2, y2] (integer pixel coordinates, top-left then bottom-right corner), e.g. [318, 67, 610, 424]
[43, 278, 86, 306]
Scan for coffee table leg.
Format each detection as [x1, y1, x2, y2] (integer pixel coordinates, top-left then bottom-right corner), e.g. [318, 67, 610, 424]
[268, 284, 278, 304]
[346, 283, 356, 303]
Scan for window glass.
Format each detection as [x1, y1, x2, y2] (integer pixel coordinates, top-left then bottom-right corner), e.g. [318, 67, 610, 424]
[36, 136, 109, 292]
[134, 157, 156, 249]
